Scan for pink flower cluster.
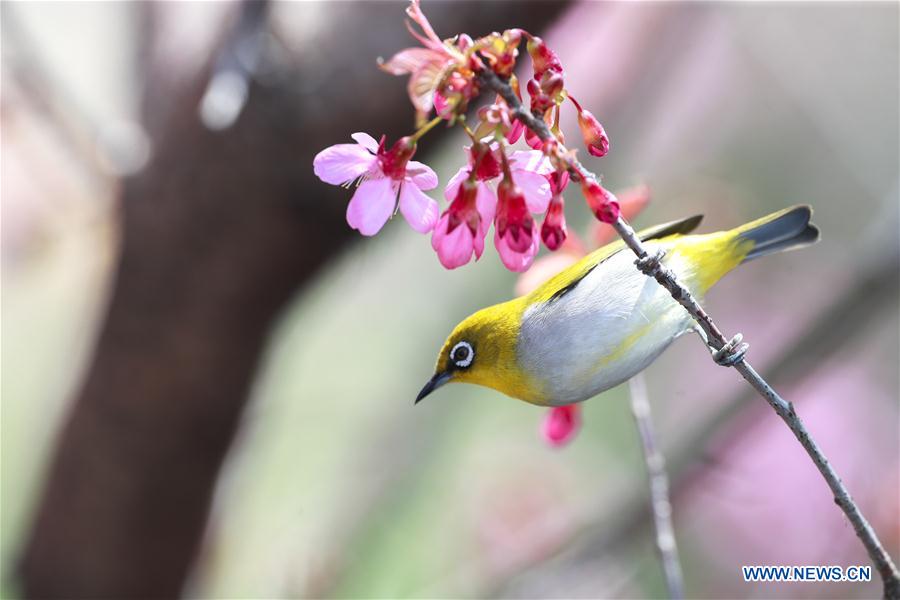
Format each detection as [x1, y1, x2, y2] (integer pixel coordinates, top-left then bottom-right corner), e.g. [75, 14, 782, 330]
[312, 0, 622, 273]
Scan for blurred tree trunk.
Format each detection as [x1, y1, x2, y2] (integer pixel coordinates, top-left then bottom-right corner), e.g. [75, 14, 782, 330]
[17, 3, 568, 597]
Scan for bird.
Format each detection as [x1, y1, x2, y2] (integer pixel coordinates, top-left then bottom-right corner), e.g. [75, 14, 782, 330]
[416, 205, 819, 406]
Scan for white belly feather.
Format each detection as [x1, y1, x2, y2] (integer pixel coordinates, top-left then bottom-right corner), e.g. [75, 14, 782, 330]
[518, 242, 696, 405]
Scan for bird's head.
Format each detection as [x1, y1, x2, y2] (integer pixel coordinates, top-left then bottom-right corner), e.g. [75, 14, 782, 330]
[416, 299, 536, 404]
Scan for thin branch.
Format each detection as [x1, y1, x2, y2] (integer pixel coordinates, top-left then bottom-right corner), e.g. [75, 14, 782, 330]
[478, 68, 900, 599]
[628, 374, 684, 600]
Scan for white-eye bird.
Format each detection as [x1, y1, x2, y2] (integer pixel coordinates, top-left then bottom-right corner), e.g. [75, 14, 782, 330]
[416, 205, 819, 406]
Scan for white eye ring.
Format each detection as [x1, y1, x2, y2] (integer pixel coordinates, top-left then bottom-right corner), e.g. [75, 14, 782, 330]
[451, 341, 474, 368]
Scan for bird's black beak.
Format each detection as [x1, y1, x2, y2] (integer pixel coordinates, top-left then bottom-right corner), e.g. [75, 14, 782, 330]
[415, 371, 451, 404]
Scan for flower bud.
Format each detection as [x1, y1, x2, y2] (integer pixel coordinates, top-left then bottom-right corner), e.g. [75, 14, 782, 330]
[581, 180, 620, 224]
[540, 70, 565, 102]
[526, 78, 553, 115]
[541, 196, 567, 251]
[577, 108, 609, 157]
[548, 170, 570, 195]
[527, 36, 563, 80]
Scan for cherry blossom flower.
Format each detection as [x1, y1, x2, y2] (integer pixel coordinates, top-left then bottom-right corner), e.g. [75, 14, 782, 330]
[444, 145, 553, 215]
[313, 133, 438, 236]
[378, 0, 468, 124]
[431, 177, 494, 269]
[494, 177, 540, 272]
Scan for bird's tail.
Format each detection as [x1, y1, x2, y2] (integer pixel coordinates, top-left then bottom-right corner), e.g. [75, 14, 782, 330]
[732, 205, 820, 263]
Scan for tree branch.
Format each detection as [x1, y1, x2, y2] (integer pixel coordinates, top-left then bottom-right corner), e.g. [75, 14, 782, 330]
[478, 68, 900, 599]
[628, 374, 684, 599]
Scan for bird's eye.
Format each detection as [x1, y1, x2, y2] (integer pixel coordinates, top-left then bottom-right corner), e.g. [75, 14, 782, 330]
[451, 341, 474, 368]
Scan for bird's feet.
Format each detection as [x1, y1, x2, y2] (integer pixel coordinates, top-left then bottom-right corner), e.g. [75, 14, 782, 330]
[711, 333, 749, 367]
[691, 326, 749, 367]
[635, 249, 666, 276]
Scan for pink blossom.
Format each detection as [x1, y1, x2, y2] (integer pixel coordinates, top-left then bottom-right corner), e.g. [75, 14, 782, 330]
[494, 178, 539, 272]
[431, 178, 493, 269]
[313, 133, 438, 236]
[444, 145, 553, 215]
[378, 0, 466, 122]
[541, 405, 581, 447]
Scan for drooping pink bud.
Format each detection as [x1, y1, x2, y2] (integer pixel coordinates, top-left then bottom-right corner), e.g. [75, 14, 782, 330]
[377, 136, 416, 179]
[541, 195, 567, 251]
[577, 108, 609, 157]
[495, 178, 534, 253]
[541, 405, 581, 447]
[582, 180, 621, 224]
[526, 36, 563, 80]
[548, 170, 570, 195]
[526, 78, 554, 116]
[539, 70, 565, 102]
[593, 184, 650, 247]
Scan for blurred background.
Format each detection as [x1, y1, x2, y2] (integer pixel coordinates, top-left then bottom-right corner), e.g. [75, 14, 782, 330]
[2, 2, 898, 598]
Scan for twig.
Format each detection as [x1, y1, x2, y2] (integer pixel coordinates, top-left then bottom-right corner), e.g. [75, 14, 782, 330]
[628, 374, 684, 600]
[478, 68, 900, 599]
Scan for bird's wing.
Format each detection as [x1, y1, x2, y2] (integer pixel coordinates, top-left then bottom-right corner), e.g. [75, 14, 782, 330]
[526, 214, 704, 304]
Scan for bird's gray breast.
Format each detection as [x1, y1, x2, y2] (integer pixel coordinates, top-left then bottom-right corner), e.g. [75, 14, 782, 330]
[518, 246, 692, 405]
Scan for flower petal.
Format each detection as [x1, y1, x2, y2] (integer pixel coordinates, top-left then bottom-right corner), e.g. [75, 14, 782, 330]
[541, 405, 581, 447]
[378, 47, 447, 75]
[407, 161, 438, 190]
[408, 60, 450, 114]
[494, 222, 539, 272]
[475, 182, 497, 233]
[443, 166, 470, 202]
[399, 181, 438, 233]
[346, 177, 397, 236]
[514, 169, 552, 214]
[314, 144, 376, 185]
[351, 132, 379, 153]
[509, 150, 553, 175]
[432, 214, 476, 269]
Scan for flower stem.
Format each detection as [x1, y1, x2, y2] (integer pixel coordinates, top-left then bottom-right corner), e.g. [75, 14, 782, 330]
[477, 67, 900, 599]
[410, 115, 443, 142]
